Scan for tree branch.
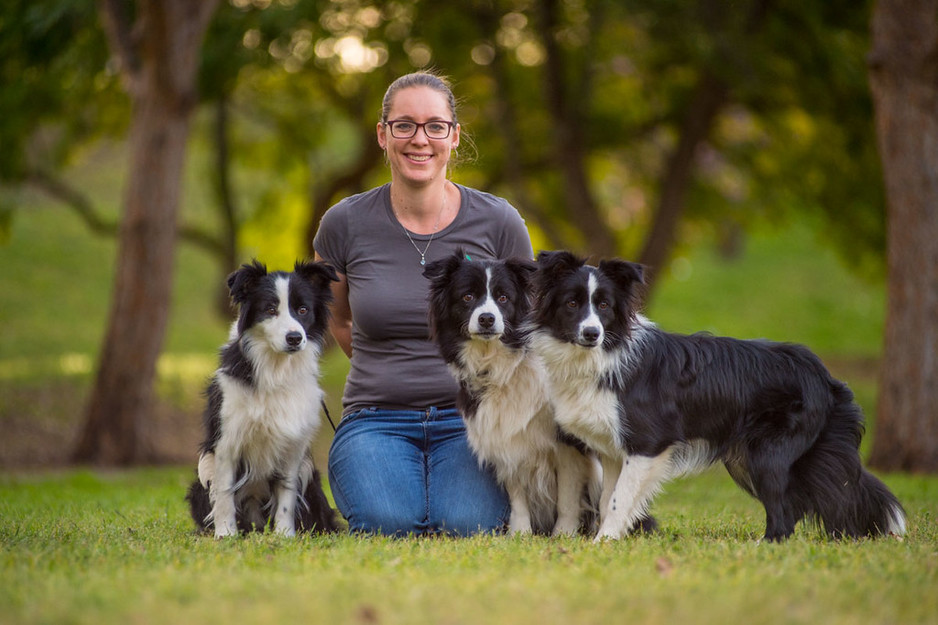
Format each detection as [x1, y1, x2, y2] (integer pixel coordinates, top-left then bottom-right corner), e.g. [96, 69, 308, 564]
[26, 166, 227, 257]
[97, 0, 143, 93]
[26, 168, 118, 237]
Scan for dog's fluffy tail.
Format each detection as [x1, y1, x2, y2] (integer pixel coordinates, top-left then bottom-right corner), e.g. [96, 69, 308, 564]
[793, 382, 906, 538]
[186, 477, 213, 533]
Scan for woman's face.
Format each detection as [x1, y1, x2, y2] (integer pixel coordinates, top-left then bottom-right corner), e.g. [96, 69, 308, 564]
[377, 86, 460, 189]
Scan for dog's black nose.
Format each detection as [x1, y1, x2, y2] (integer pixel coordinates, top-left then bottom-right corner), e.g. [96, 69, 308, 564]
[581, 326, 601, 344]
[285, 331, 304, 347]
[478, 313, 496, 329]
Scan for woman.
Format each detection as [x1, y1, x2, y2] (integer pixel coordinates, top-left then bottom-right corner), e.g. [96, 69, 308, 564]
[313, 72, 534, 536]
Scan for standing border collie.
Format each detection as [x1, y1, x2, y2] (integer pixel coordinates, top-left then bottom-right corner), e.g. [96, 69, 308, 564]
[530, 250, 906, 542]
[423, 251, 593, 535]
[186, 260, 339, 538]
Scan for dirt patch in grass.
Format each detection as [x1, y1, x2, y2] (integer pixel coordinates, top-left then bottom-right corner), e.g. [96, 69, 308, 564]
[0, 380, 201, 469]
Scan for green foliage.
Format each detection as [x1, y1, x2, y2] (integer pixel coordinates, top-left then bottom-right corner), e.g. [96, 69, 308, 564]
[0, 0, 124, 181]
[1, 0, 886, 284]
[1, 467, 935, 625]
[181, 0, 884, 277]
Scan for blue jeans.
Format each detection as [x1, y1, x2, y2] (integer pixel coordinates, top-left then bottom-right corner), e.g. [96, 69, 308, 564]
[328, 406, 509, 537]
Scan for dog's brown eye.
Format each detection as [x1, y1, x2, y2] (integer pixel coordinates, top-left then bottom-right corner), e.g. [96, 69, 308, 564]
[598, 301, 609, 310]
[463, 294, 474, 302]
[265, 306, 278, 316]
[567, 300, 578, 309]
[297, 306, 309, 315]
[497, 295, 508, 303]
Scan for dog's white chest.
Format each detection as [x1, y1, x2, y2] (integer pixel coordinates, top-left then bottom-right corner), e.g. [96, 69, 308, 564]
[456, 343, 557, 461]
[551, 382, 622, 457]
[532, 333, 625, 457]
[216, 372, 322, 473]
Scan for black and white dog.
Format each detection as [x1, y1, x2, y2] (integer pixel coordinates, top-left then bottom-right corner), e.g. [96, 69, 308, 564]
[186, 260, 339, 538]
[423, 251, 595, 535]
[530, 250, 906, 542]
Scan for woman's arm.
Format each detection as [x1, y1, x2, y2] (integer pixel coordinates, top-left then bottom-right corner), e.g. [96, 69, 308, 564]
[315, 252, 352, 358]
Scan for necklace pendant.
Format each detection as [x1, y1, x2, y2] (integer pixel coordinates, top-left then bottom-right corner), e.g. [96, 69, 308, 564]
[420, 256, 426, 266]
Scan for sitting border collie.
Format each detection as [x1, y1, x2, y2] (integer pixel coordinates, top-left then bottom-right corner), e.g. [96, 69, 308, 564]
[530, 250, 906, 542]
[423, 250, 596, 535]
[186, 260, 339, 538]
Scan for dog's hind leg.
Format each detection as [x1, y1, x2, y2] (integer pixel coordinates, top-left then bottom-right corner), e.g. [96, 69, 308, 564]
[746, 389, 829, 541]
[755, 479, 797, 541]
[747, 442, 803, 541]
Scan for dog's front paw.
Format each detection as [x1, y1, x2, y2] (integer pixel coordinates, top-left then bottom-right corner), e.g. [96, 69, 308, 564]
[274, 524, 296, 538]
[508, 515, 533, 535]
[551, 516, 580, 537]
[592, 522, 624, 543]
[214, 520, 238, 539]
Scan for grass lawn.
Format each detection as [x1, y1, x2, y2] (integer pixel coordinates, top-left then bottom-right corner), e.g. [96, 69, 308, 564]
[1, 467, 935, 625]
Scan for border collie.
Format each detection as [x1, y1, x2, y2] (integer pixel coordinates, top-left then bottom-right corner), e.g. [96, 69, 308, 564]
[530, 250, 906, 542]
[424, 250, 599, 535]
[186, 260, 339, 538]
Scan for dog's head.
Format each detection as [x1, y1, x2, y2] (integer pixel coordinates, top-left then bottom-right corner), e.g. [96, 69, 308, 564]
[423, 249, 536, 358]
[227, 259, 338, 354]
[533, 250, 644, 350]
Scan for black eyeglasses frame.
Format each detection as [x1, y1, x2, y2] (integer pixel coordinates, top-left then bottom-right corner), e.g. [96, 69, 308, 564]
[385, 119, 456, 140]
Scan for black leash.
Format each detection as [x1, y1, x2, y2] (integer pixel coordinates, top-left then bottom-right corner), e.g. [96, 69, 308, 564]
[321, 398, 337, 433]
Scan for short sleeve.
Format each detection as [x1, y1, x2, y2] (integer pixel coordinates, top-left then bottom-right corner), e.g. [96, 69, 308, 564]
[497, 201, 535, 260]
[313, 202, 349, 274]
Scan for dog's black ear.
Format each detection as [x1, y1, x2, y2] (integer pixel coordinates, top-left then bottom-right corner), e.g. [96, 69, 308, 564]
[536, 250, 585, 276]
[227, 259, 268, 303]
[422, 248, 465, 283]
[597, 258, 645, 289]
[294, 259, 339, 290]
[533, 250, 585, 299]
[505, 257, 537, 289]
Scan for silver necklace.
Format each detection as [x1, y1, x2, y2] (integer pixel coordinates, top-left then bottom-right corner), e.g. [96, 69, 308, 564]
[399, 189, 447, 266]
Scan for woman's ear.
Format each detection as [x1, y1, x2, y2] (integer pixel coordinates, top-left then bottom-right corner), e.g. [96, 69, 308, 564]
[376, 121, 387, 150]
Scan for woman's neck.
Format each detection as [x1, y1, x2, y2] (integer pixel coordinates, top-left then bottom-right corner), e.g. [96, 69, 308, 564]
[390, 179, 457, 235]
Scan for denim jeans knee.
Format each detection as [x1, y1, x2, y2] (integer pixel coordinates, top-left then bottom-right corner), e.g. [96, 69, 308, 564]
[328, 407, 508, 536]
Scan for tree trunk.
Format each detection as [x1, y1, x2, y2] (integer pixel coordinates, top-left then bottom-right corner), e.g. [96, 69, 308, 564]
[535, 0, 617, 257]
[867, 0, 938, 472]
[212, 95, 239, 317]
[72, 0, 219, 465]
[638, 70, 728, 285]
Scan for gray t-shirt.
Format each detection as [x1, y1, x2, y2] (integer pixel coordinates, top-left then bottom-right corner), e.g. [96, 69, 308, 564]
[314, 183, 534, 415]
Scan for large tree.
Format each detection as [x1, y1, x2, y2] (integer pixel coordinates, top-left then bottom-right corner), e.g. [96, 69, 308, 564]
[867, 0, 938, 472]
[72, 0, 219, 465]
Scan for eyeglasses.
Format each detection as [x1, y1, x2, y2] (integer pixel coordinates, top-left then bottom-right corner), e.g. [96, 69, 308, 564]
[385, 119, 456, 140]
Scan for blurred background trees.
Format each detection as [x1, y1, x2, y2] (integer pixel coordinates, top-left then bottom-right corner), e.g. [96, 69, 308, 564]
[1, 0, 934, 470]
